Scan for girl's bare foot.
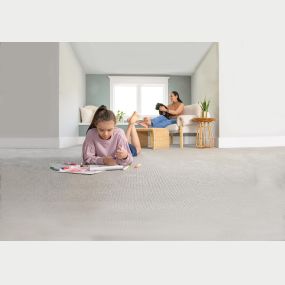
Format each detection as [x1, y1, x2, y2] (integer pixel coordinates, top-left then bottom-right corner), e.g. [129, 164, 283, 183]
[137, 121, 149, 128]
[137, 117, 151, 128]
[144, 117, 151, 126]
[127, 111, 138, 124]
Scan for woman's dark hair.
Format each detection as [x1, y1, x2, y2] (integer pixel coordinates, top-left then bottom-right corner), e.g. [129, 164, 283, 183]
[171, 91, 183, 103]
[86, 105, 116, 134]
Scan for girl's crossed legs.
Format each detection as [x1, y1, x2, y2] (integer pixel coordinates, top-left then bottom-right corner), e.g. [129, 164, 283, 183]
[125, 112, 142, 155]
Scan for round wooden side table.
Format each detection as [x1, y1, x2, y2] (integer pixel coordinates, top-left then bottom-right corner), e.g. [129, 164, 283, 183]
[192, 117, 216, 148]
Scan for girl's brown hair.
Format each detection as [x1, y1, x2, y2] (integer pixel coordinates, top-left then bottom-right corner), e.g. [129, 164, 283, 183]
[87, 105, 117, 134]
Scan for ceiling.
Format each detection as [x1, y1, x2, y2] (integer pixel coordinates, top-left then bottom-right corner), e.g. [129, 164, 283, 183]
[71, 42, 213, 75]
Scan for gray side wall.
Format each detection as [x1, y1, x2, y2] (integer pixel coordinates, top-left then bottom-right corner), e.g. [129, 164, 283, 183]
[191, 43, 219, 138]
[0, 42, 59, 138]
[59, 43, 85, 145]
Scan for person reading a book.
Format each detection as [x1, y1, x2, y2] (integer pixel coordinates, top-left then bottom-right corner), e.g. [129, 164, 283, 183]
[138, 91, 184, 128]
[82, 105, 141, 166]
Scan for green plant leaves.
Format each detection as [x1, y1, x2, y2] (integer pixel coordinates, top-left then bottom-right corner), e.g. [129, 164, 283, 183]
[198, 98, 210, 111]
[116, 110, 126, 121]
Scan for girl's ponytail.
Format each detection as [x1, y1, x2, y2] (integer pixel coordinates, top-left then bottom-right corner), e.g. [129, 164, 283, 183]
[87, 105, 116, 134]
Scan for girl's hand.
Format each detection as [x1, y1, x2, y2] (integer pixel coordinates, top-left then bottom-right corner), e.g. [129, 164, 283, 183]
[115, 146, 128, 160]
[159, 106, 167, 112]
[103, 156, 117, 165]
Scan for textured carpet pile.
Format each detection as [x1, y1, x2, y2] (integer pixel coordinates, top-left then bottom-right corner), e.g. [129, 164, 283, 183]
[0, 146, 285, 240]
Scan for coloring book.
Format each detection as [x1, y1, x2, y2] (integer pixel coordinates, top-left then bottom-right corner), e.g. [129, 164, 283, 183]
[50, 163, 129, 175]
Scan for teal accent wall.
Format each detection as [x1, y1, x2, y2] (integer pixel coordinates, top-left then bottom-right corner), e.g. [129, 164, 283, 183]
[86, 75, 191, 107]
[168, 76, 191, 105]
[79, 125, 89, 136]
[86, 75, 110, 107]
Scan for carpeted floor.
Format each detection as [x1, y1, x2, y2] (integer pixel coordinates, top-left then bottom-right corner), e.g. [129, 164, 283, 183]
[0, 145, 285, 240]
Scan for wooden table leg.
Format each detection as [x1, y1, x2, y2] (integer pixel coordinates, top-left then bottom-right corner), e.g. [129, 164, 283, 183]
[209, 123, 214, 147]
[170, 133, 173, 145]
[149, 129, 154, 149]
[179, 125, 184, 149]
[196, 123, 202, 148]
[196, 125, 199, 147]
[200, 122, 204, 147]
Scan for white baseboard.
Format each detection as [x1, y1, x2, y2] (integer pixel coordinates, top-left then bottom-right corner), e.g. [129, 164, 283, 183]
[0, 137, 84, 148]
[0, 137, 59, 148]
[3, 136, 283, 149]
[59, 137, 81, 148]
[78, 137, 85, 144]
[219, 136, 285, 148]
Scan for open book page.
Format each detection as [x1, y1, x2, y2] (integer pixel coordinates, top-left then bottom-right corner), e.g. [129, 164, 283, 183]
[58, 168, 102, 175]
[50, 163, 102, 175]
[88, 164, 130, 171]
[50, 163, 130, 174]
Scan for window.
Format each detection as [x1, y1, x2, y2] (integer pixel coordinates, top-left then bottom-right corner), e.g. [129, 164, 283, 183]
[109, 76, 169, 118]
[113, 85, 137, 116]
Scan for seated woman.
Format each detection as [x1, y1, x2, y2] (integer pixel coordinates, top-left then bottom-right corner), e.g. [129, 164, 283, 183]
[139, 91, 184, 128]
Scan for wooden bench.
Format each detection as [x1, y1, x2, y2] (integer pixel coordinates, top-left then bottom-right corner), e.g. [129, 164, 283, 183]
[136, 128, 170, 150]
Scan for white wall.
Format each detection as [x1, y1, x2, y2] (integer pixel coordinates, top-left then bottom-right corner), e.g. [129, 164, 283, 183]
[191, 43, 219, 140]
[219, 40, 285, 147]
[59, 43, 85, 148]
[190, 39, 285, 148]
[0, 43, 59, 148]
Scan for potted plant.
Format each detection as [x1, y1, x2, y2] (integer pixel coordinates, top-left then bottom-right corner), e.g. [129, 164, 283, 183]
[116, 110, 126, 123]
[199, 98, 210, 118]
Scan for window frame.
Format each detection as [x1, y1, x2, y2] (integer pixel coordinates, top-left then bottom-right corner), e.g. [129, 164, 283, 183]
[109, 76, 169, 117]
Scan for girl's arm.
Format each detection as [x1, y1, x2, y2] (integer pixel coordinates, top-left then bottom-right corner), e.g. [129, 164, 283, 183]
[167, 103, 184, 115]
[82, 136, 104, 165]
[115, 129, 134, 166]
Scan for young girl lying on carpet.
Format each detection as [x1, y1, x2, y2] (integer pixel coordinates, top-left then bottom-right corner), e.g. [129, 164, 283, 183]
[82, 105, 141, 166]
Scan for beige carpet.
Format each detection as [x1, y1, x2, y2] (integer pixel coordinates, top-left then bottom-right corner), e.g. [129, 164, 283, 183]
[0, 145, 285, 240]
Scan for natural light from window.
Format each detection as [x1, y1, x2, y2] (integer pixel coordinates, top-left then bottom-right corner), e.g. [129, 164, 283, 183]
[140, 86, 164, 116]
[113, 85, 137, 116]
[109, 76, 169, 119]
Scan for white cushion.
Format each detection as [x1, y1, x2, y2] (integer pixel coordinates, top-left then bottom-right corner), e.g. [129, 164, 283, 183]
[166, 124, 197, 134]
[177, 114, 197, 126]
[84, 105, 98, 112]
[80, 105, 98, 123]
[166, 104, 200, 134]
[183, 103, 201, 116]
[180, 125, 197, 133]
[166, 124, 179, 132]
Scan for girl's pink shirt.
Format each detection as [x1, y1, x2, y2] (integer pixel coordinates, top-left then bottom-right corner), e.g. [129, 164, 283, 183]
[82, 127, 133, 166]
